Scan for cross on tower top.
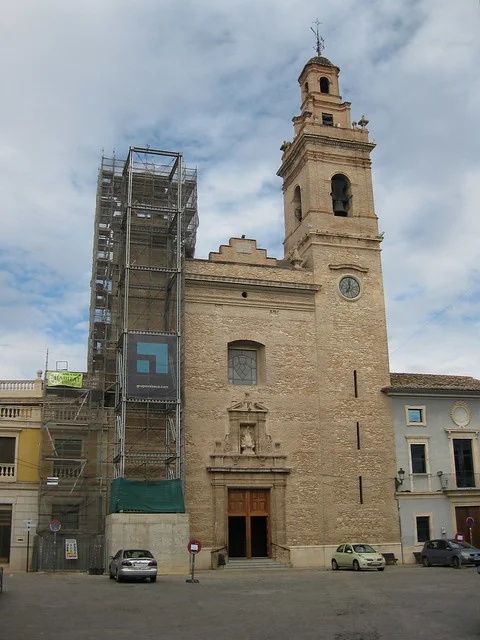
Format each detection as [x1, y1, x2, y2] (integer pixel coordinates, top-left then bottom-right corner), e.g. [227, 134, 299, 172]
[310, 19, 325, 57]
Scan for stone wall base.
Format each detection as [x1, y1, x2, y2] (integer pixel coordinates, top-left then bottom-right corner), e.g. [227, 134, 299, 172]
[202, 543, 404, 570]
[105, 513, 190, 575]
[289, 543, 404, 568]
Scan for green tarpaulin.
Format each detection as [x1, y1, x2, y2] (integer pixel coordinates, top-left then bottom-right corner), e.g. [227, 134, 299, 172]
[109, 478, 185, 514]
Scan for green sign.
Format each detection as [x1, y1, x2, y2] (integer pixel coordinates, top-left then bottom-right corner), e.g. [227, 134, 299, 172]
[46, 371, 84, 388]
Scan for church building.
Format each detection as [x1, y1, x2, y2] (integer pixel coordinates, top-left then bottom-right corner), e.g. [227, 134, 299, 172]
[30, 50, 402, 573]
[182, 51, 401, 567]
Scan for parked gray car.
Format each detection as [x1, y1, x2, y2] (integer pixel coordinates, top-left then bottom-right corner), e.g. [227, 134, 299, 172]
[109, 549, 157, 582]
[421, 539, 480, 568]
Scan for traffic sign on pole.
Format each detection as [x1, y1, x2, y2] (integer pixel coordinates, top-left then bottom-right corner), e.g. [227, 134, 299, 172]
[49, 519, 62, 533]
[23, 519, 37, 532]
[186, 539, 202, 583]
[187, 539, 202, 554]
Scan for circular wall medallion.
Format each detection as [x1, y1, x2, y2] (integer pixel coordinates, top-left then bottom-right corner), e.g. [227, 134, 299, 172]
[450, 401, 471, 428]
[339, 276, 361, 300]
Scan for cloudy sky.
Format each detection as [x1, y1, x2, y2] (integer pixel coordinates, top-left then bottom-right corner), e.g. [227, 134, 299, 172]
[0, 0, 479, 380]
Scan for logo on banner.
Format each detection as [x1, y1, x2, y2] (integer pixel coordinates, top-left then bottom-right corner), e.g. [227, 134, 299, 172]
[126, 334, 177, 400]
[46, 371, 83, 388]
[136, 342, 168, 374]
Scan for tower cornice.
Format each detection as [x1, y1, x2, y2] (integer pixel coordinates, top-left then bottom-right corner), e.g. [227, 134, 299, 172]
[277, 132, 375, 178]
[295, 229, 383, 253]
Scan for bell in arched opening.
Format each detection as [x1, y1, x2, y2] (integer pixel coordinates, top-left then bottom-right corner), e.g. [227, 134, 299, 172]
[331, 174, 351, 217]
[293, 185, 302, 222]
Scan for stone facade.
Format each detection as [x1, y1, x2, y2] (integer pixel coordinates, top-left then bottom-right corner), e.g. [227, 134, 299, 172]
[183, 54, 401, 568]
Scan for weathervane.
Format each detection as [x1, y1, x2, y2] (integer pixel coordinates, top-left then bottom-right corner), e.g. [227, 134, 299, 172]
[311, 19, 325, 57]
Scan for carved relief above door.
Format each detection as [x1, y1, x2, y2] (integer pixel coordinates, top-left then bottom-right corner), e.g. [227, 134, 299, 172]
[207, 393, 289, 473]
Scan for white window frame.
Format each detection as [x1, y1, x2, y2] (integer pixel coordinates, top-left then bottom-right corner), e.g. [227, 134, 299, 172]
[0, 431, 19, 482]
[406, 436, 431, 491]
[446, 430, 479, 489]
[405, 405, 427, 426]
[414, 512, 433, 545]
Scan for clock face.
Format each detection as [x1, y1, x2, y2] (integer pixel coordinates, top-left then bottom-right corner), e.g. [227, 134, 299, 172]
[339, 276, 361, 299]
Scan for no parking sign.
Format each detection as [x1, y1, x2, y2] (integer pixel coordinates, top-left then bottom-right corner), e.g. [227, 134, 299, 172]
[186, 539, 202, 584]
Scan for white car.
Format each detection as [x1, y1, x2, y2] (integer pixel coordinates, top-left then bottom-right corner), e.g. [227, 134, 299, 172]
[331, 543, 386, 571]
[109, 549, 158, 582]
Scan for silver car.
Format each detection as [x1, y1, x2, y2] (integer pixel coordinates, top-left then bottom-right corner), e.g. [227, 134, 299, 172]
[109, 549, 158, 582]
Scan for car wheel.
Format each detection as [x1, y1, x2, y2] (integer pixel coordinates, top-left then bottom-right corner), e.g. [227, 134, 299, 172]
[377, 568, 385, 571]
[422, 556, 431, 567]
[115, 570, 123, 583]
[353, 560, 360, 571]
[331, 559, 339, 571]
[150, 576, 157, 583]
[452, 556, 461, 569]
[109, 570, 115, 580]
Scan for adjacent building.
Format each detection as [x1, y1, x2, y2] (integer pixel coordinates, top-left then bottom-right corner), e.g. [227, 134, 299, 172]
[0, 373, 43, 571]
[385, 373, 480, 563]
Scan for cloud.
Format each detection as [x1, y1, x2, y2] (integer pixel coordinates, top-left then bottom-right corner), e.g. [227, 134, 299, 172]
[0, 0, 479, 379]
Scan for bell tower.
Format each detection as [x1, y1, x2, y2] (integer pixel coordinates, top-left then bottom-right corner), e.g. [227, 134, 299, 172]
[278, 53, 378, 262]
[278, 48, 400, 546]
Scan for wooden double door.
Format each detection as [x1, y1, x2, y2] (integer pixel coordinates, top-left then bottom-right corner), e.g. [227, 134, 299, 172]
[228, 489, 270, 558]
[455, 506, 480, 547]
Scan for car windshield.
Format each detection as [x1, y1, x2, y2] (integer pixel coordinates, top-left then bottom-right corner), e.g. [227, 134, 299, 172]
[123, 550, 154, 559]
[353, 544, 376, 553]
[448, 541, 474, 550]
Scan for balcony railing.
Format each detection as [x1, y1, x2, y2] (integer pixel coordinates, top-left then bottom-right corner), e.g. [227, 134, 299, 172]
[436, 472, 480, 491]
[0, 381, 35, 391]
[52, 464, 82, 479]
[0, 406, 34, 419]
[0, 378, 43, 399]
[398, 472, 480, 493]
[0, 463, 16, 480]
[43, 408, 101, 424]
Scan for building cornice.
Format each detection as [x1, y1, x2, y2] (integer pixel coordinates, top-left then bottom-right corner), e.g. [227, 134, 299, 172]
[278, 132, 375, 178]
[185, 273, 320, 294]
[383, 389, 480, 398]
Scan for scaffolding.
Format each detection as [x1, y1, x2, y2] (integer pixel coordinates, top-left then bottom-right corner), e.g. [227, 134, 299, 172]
[38, 372, 110, 543]
[34, 146, 197, 567]
[89, 147, 198, 493]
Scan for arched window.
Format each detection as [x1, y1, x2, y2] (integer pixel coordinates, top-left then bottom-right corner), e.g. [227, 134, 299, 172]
[304, 82, 309, 95]
[293, 185, 302, 222]
[228, 340, 265, 385]
[331, 174, 351, 217]
[320, 77, 330, 94]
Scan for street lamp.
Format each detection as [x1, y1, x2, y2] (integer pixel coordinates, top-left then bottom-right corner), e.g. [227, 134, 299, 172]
[395, 468, 405, 491]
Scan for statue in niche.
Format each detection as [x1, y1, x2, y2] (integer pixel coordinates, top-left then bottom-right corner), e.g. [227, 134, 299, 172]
[241, 426, 255, 454]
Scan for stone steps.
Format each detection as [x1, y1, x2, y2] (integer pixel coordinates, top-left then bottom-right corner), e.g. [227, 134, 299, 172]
[222, 558, 289, 571]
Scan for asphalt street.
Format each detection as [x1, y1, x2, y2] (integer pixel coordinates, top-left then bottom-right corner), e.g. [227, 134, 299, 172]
[1, 565, 479, 640]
